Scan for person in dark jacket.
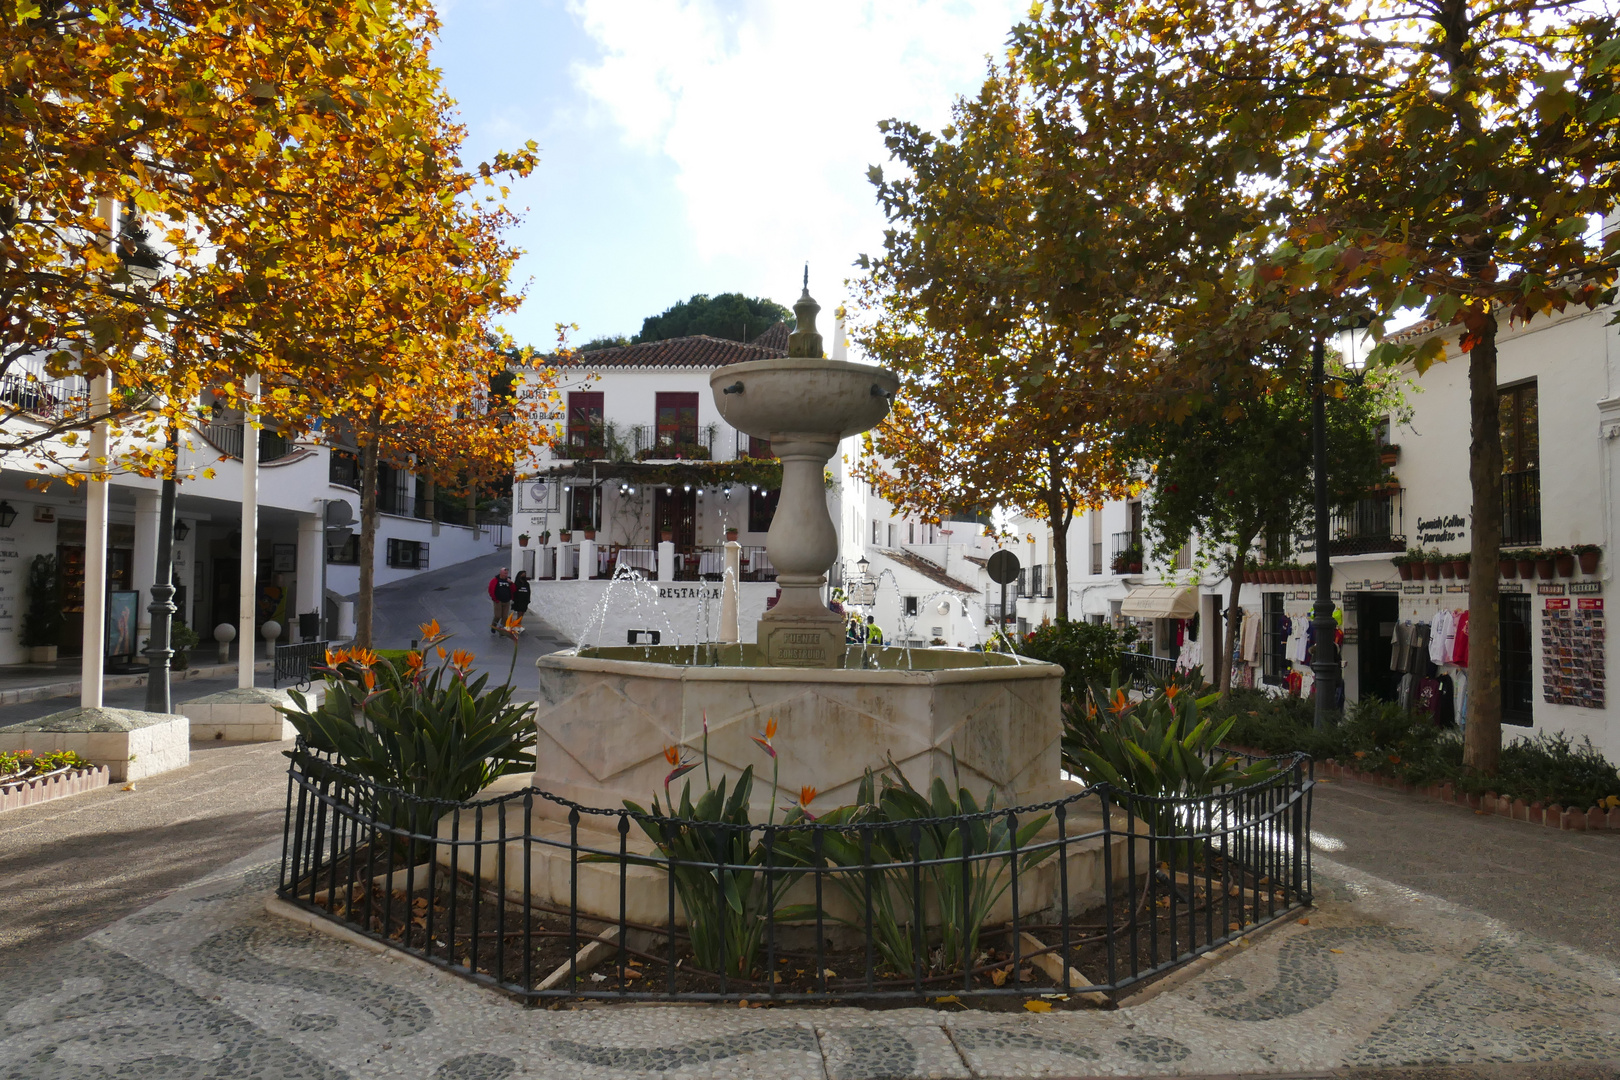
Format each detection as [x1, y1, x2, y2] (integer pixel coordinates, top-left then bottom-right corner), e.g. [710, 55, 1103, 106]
[510, 571, 531, 631]
[489, 567, 513, 633]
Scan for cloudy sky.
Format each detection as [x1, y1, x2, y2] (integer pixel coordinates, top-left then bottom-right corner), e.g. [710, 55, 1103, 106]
[433, 0, 1027, 349]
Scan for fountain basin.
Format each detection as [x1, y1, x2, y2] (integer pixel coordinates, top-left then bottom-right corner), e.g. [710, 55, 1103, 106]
[526, 647, 1066, 823]
[710, 357, 899, 442]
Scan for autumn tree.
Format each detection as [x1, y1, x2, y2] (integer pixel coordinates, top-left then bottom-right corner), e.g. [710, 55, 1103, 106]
[1036, 0, 1619, 771]
[852, 68, 1146, 619]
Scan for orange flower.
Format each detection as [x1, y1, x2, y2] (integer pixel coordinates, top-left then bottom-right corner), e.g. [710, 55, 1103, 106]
[763, 717, 778, 740]
[751, 716, 779, 759]
[324, 647, 350, 667]
[404, 651, 425, 673]
[798, 786, 817, 807]
[1164, 684, 1180, 701]
[362, 668, 376, 691]
[664, 744, 681, 767]
[350, 648, 379, 668]
[418, 618, 444, 642]
[450, 648, 476, 670]
[1109, 688, 1130, 715]
[437, 646, 448, 660]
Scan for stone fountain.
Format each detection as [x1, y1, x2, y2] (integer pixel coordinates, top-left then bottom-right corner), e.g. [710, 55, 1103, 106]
[712, 272, 897, 667]
[445, 277, 1123, 925]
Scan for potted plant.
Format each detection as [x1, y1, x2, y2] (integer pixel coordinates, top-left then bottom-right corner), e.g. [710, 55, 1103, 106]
[1439, 555, 1455, 579]
[1394, 552, 1414, 581]
[1451, 551, 1470, 580]
[1499, 551, 1517, 578]
[1516, 550, 1537, 579]
[725, 526, 739, 542]
[539, 530, 551, 545]
[1424, 552, 1443, 581]
[660, 527, 674, 544]
[583, 528, 597, 541]
[1575, 544, 1601, 574]
[1535, 548, 1556, 580]
[518, 532, 530, 547]
[1554, 546, 1575, 578]
[171, 619, 200, 671]
[559, 529, 573, 543]
[21, 554, 63, 663]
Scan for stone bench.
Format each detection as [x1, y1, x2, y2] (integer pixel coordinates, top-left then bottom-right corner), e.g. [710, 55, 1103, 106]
[181, 686, 321, 742]
[0, 707, 189, 782]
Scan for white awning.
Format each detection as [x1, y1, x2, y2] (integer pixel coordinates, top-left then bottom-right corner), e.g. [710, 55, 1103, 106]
[1119, 585, 1199, 620]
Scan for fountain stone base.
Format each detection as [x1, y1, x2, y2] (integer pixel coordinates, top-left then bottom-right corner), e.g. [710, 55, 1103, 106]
[436, 647, 1148, 929]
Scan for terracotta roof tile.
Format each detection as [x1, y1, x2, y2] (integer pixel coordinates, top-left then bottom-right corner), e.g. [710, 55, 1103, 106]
[552, 334, 785, 370]
[748, 322, 791, 351]
[876, 548, 980, 594]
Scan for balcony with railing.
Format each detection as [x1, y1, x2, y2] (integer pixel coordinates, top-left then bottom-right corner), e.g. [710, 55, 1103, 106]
[1502, 469, 1541, 546]
[1327, 487, 1405, 555]
[193, 421, 295, 463]
[0, 367, 88, 422]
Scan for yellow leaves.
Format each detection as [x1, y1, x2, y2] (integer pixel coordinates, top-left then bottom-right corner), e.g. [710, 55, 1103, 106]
[1023, 999, 1052, 1013]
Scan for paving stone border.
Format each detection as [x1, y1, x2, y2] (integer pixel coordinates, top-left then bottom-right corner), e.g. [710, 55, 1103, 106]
[0, 764, 109, 812]
[1315, 758, 1620, 832]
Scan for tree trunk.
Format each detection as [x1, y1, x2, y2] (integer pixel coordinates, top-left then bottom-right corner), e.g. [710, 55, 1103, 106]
[1219, 530, 1257, 698]
[1045, 448, 1072, 621]
[1463, 316, 1503, 775]
[355, 435, 380, 649]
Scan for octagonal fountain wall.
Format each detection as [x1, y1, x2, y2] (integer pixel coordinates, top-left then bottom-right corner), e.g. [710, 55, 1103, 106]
[528, 646, 1069, 824]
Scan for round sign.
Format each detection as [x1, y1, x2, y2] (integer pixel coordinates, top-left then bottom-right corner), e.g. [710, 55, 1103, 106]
[987, 549, 1021, 585]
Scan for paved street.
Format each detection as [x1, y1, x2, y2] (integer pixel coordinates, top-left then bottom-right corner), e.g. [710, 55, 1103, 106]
[2, 741, 1618, 1079]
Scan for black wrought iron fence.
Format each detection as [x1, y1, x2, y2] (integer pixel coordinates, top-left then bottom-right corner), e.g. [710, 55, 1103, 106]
[274, 640, 328, 690]
[279, 743, 1312, 1005]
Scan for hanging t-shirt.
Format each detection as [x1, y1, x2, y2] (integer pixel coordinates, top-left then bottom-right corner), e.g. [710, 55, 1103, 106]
[1453, 611, 1470, 667]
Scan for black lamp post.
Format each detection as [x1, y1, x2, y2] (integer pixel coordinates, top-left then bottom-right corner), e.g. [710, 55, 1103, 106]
[0, 501, 16, 528]
[1310, 336, 1338, 730]
[144, 425, 179, 713]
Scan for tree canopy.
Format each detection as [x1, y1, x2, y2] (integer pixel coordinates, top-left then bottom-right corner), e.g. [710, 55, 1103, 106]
[636, 293, 792, 345]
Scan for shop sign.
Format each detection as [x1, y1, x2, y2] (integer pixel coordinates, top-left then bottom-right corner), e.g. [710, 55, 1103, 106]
[1429, 585, 1444, 594]
[1579, 598, 1604, 611]
[1415, 513, 1467, 545]
[1501, 581, 1525, 593]
[1570, 581, 1602, 595]
[1403, 584, 1427, 595]
[1537, 583, 1566, 596]
[33, 505, 54, 523]
[1446, 584, 1467, 593]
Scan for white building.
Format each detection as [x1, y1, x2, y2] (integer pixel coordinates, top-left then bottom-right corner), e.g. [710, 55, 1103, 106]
[508, 328, 806, 645]
[0, 368, 504, 667]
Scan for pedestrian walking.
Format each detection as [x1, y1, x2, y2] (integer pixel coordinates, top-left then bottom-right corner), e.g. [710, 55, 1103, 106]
[510, 571, 531, 630]
[489, 567, 513, 633]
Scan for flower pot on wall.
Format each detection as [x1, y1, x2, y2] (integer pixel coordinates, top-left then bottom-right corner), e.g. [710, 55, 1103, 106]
[518, 534, 530, 547]
[1517, 556, 1536, 579]
[1425, 561, 1442, 581]
[1555, 551, 1575, 578]
[1453, 560, 1469, 580]
[1536, 557, 1556, 580]
[1499, 558, 1516, 579]
[559, 531, 572, 543]
[1397, 562, 1413, 581]
[584, 530, 597, 541]
[1440, 561, 1455, 579]
[1579, 548, 1601, 574]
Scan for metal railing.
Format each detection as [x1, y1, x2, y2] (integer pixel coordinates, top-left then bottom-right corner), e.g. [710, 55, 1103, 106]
[1123, 652, 1178, 690]
[279, 742, 1312, 1005]
[194, 422, 294, 463]
[1502, 469, 1541, 547]
[1327, 488, 1405, 556]
[274, 640, 328, 691]
[0, 370, 88, 422]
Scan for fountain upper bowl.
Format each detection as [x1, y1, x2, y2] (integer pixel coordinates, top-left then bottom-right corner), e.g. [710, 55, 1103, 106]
[711, 358, 899, 441]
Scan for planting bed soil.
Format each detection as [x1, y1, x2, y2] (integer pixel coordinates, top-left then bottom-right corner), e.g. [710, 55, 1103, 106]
[288, 847, 1298, 1010]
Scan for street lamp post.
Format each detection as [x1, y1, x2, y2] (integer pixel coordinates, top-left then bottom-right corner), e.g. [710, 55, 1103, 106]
[144, 425, 179, 713]
[1310, 336, 1338, 730]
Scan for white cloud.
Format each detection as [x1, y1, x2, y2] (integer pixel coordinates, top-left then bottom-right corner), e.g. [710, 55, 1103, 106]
[568, 0, 1024, 306]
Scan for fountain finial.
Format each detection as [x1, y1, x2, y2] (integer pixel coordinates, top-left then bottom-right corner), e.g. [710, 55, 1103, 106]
[787, 266, 823, 358]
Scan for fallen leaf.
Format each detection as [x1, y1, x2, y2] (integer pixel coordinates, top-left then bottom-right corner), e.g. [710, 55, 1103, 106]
[991, 967, 1011, 987]
[1024, 1000, 1053, 1013]
[933, 995, 961, 1005]
[1329, 948, 1344, 954]
[823, 969, 837, 979]
[1297, 917, 1310, 925]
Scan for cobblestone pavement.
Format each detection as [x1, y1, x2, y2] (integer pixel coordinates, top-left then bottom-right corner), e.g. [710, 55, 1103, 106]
[3, 843, 1616, 1080]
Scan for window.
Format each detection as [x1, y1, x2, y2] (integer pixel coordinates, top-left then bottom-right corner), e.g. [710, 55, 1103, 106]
[907, 523, 915, 545]
[903, 596, 918, 617]
[746, 433, 773, 459]
[567, 392, 604, 458]
[1090, 511, 1103, 576]
[385, 538, 429, 570]
[1017, 568, 1028, 596]
[655, 392, 700, 453]
[1128, 500, 1143, 551]
[1500, 381, 1541, 546]
[887, 523, 896, 547]
[1030, 565, 1044, 597]
[871, 520, 880, 545]
[1174, 542, 1192, 570]
[568, 484, 601, 532]
[748, 487, 779, 532]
